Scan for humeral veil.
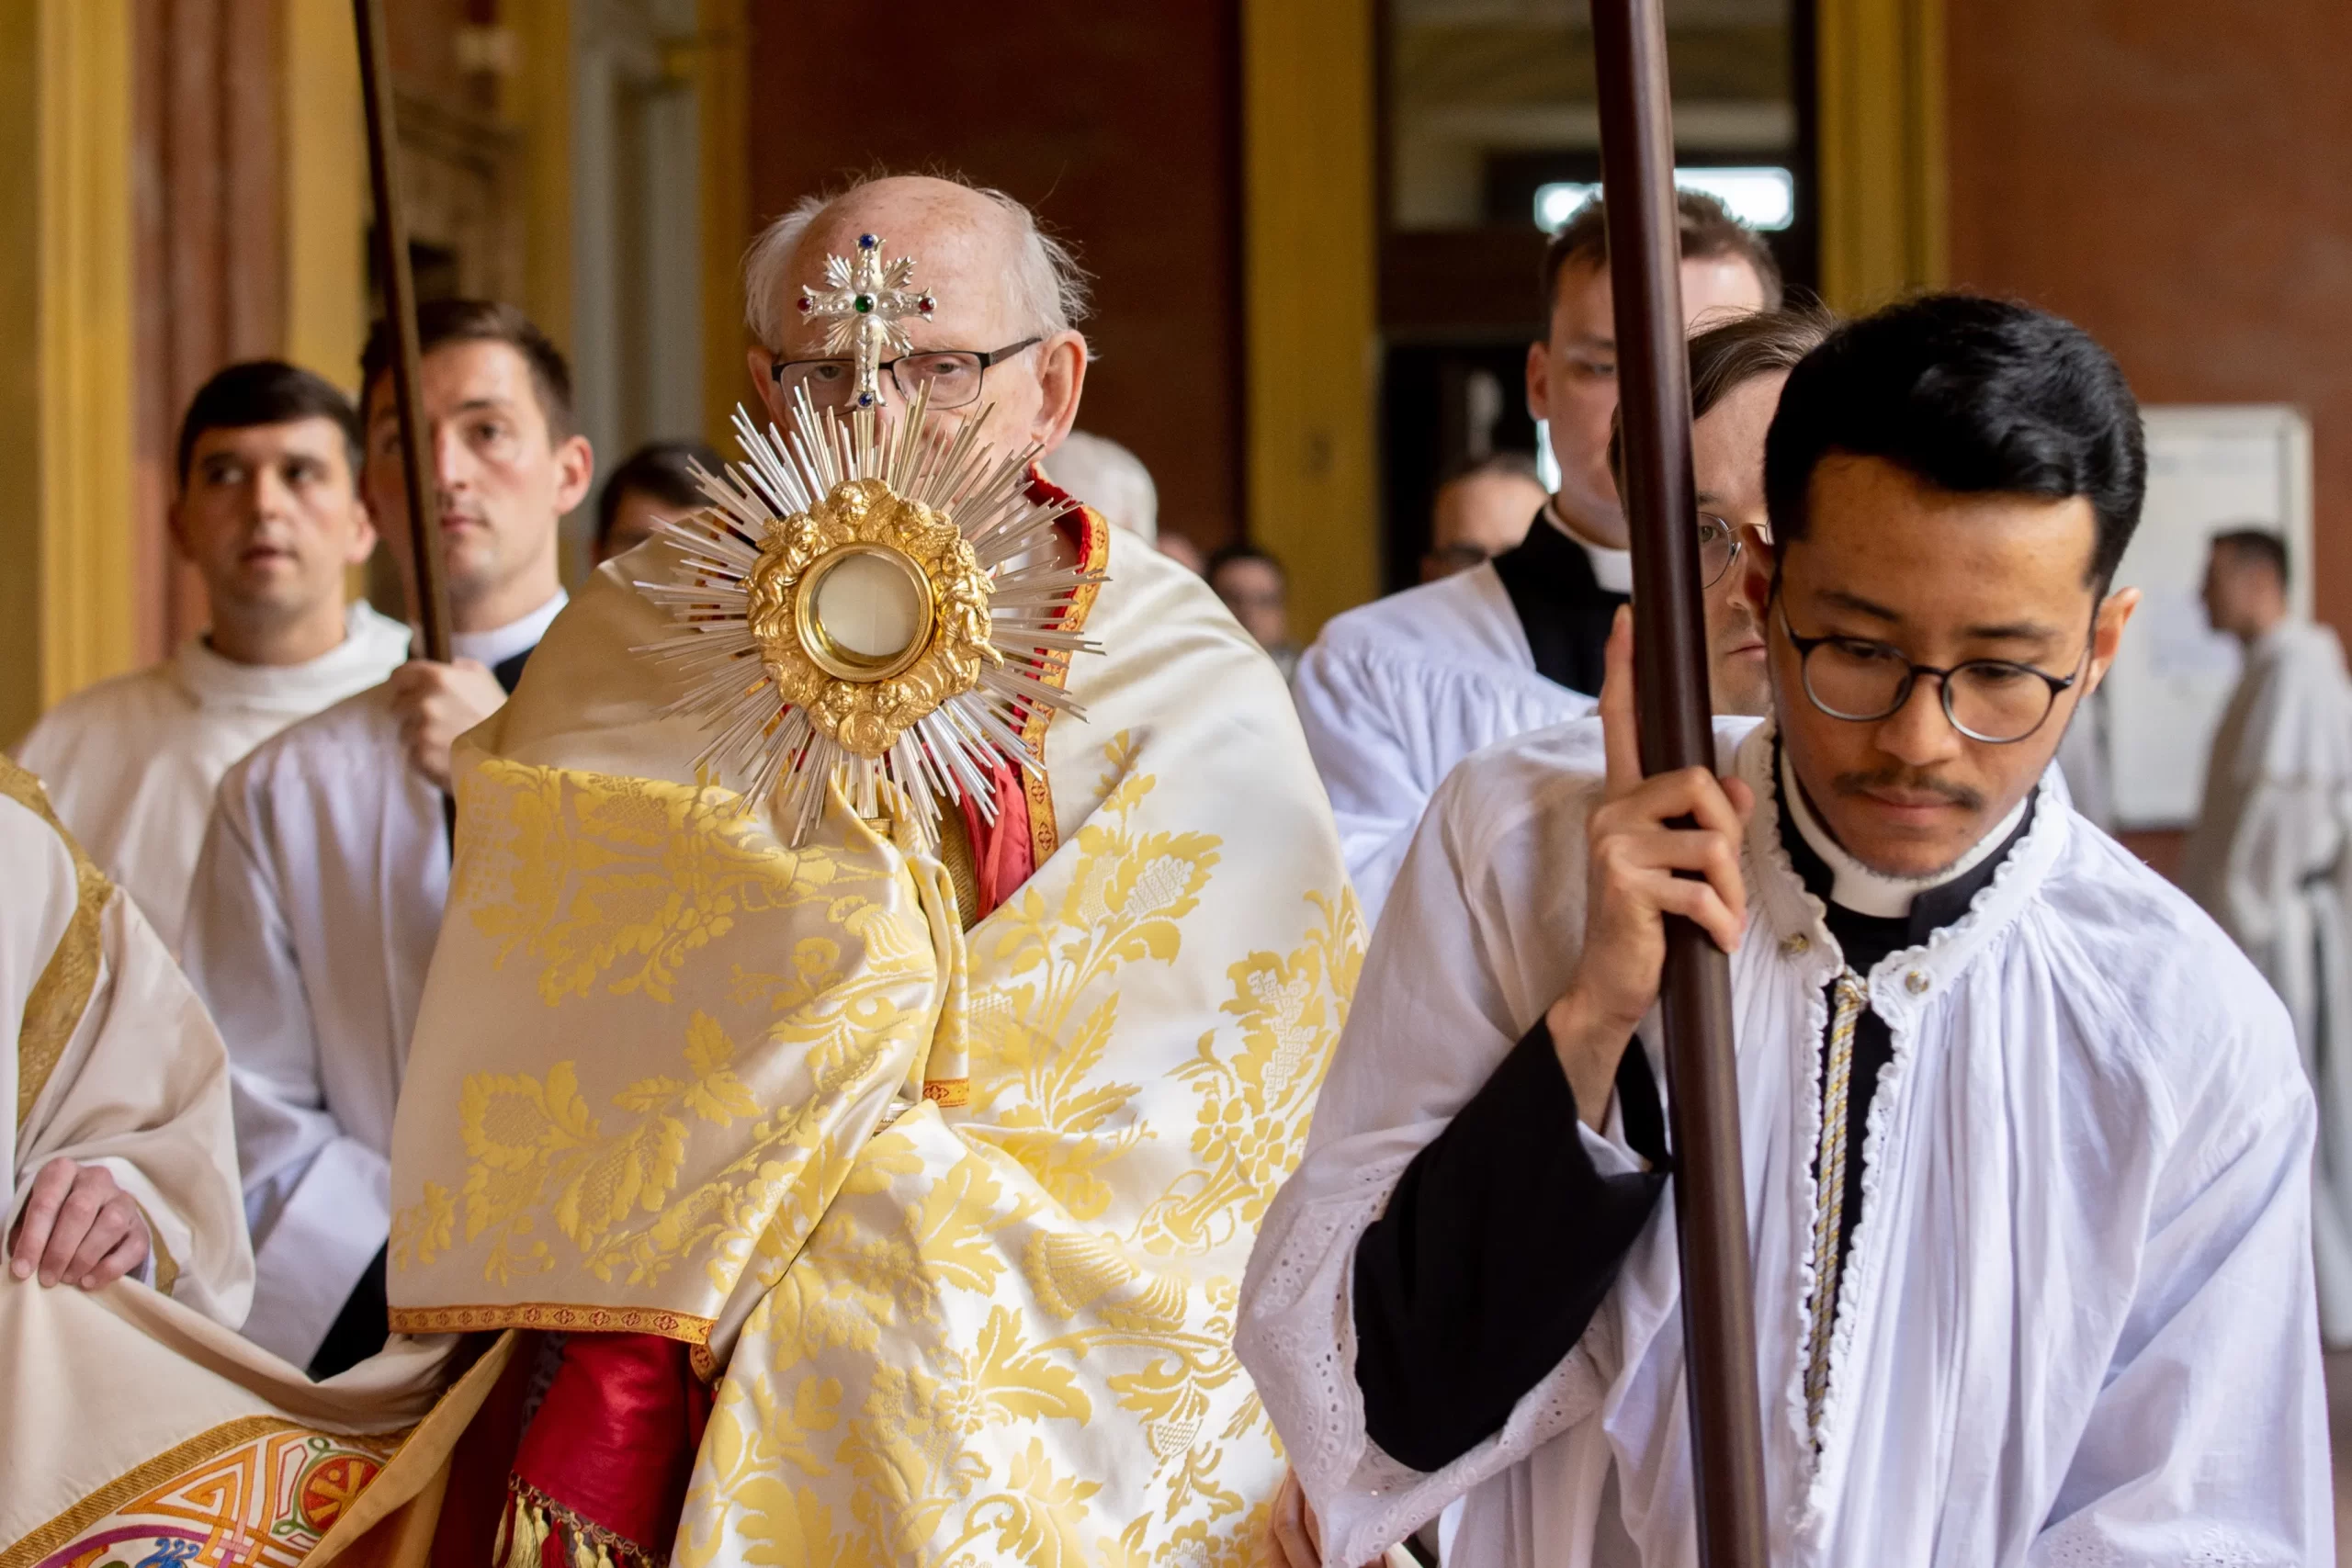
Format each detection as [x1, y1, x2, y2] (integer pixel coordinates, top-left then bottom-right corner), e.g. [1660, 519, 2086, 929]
[383, 498, 1362, 1565]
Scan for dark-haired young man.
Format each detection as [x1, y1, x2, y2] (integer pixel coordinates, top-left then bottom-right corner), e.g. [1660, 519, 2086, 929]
[1241, 295, 2328, 1562]
[183, 300, 594, 1374]
[2183, 526, 2352, 1347]
[13, 362, 409, 953]
[1295, 192, 1781, 919]
[592, 439, 723, 565]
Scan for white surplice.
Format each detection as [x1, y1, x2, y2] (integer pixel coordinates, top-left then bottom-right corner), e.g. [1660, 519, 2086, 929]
[12, 603, 411, 953]
[181, 592, 563, 1366]
[2179, 616, 2352, 1345]
[1238, 715, 2330, 1567]
[1292, 560, 1598, 923]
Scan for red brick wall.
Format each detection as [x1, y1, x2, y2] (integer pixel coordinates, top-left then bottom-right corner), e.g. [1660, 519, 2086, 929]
[1948, 0, 2352, 639]
[742, 1, 1245, 553]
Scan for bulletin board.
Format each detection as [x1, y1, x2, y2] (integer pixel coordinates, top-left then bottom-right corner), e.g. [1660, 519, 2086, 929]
[2103, 405, 2313, 829]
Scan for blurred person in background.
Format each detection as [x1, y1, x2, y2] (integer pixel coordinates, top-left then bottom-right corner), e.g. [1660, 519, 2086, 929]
[594, 439, 723, 565]
[1046, 428, 1159, 542]
[1423, 451, 1547, 581]
[1159, 531, 1207, 574]
[2182, 525, 2352, 1345]
[14, 361, 409, 953]
[1210, 541, 1300, 681]
[1303, 302, 1826, 919]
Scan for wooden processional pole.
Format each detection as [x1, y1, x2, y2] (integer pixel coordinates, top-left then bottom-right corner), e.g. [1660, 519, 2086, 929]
[1589, 1, 1770, 1561]
[354, 0, 454, 666]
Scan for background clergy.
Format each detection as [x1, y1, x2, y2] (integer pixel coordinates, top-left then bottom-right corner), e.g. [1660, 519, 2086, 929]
[2182, 525, 2352, 1346]
[1238, 296, 2329, 1565]
[383, 173, 1361, 1568]
[183, 299, 592, 1377]
[1291, 197, 1779, 920]
[1304, 302, 1822, 921]
[13, 362, 409, 953]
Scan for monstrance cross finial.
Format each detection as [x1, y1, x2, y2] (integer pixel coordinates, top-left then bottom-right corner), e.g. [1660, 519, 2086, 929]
[795, 233, 935, 410]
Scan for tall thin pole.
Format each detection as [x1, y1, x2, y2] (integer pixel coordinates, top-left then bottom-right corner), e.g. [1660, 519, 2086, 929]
[1589, 1, 1770, 1562]
[354, 0, 453, 665]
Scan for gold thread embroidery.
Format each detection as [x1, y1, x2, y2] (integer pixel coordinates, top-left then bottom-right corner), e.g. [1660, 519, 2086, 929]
[0, 760, 112, 1131]
[1013, 489, 1108, 868]
[385, 1301, 717, 1342]
[0, 1415, 295, 1568]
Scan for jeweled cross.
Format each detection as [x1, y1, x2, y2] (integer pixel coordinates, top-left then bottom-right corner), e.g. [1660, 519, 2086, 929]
[795, 232, 936, 411]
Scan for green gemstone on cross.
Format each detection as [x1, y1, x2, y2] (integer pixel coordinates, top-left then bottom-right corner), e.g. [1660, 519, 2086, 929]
[854, 294, 874, 314]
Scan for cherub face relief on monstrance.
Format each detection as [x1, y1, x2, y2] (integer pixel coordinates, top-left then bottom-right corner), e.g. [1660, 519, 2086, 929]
[636, 233, 1101, 848]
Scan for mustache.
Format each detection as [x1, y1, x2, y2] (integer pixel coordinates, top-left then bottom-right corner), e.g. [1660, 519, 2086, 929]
[1829, 765, 1985, 813]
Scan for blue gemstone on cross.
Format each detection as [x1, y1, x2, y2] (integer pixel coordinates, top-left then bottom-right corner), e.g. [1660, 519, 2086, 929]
[858, 233, 878, 250]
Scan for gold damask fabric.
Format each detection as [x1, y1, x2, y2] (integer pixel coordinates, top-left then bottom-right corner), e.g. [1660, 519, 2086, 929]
[387, 517, 1362, 1563]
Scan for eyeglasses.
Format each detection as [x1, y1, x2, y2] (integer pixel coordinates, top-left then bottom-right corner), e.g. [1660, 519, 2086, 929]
[1774, 601, 2086, 743]
[1697, 513, 1767, 589]
[767, 339, 1043, 412]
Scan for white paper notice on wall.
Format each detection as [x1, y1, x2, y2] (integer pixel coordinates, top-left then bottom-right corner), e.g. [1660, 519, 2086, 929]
[2102, 405, 2312, 829]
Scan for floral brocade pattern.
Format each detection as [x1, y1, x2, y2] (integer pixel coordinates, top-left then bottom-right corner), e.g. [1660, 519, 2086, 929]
[390, 716, 1360, 1563]
[390, 762, 946, 1334]
[678, 734, 1364, 1568]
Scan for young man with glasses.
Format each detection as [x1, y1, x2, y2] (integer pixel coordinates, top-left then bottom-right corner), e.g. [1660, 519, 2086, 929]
[1240, 294, 2328, 1565]
[1303, 303, 1830, 921]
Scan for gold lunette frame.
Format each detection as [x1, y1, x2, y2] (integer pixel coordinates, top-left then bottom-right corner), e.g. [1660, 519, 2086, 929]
[791, 541, 937, 683]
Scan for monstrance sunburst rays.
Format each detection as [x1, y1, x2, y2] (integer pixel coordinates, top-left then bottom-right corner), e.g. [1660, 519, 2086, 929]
[634, 379, 1101, 849]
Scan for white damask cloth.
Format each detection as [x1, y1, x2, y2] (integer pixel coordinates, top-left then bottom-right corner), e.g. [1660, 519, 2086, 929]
[1291, 564, 1593, 924]
[1238, 715, 2331, 1568]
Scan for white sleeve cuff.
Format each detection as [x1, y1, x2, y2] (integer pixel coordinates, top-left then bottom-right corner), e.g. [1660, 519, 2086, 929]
[241, 1136, 390, 1366]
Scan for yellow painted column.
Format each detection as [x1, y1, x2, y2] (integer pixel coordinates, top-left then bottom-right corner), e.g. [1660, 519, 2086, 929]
[697, 0, 752, 447]
[1816, 0, 1948, 312]
[283, 0, 368, 390]
[1242, 0, 1380, 639]
[506, 0, 575, 355]
[0, 1, 137, 737]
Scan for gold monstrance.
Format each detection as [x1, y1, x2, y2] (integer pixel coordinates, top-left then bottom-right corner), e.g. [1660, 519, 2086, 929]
[635, 233, 1101, 847]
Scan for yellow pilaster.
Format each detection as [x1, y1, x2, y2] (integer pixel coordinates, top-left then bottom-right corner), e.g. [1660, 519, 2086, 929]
[1242, 0, 1380, 638]
[0, 1, 137, 735]
[696, 0, 752, 446]
[1816, 0, 1947, 311]
[283, 0, 368, 390]
[506, 0, 574, 354]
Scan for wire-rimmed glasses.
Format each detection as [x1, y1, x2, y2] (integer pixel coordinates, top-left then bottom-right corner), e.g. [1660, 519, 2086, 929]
[768, 338, 1043, 412]
[1775, 602, 2086, 743]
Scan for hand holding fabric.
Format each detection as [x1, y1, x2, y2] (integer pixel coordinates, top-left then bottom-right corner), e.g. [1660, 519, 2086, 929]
[1546, 606, 1752, 1128]
[8, 1155, 151, 1288]
[386, 657, 507, 790]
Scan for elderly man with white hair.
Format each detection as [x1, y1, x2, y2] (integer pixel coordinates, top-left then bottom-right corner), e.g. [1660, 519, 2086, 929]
[374, 172, 1355, 1568]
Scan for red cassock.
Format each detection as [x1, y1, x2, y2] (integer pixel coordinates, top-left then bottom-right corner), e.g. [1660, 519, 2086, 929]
[491, 761, 1037, 1568]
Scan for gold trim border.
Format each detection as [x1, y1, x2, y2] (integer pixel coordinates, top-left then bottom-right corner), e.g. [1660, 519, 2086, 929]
[387, 1301, 716, 1344]
[0, 758, 112, 1130]
[1016, 474, 1108, 869]
[0, 1415, 298, 1568]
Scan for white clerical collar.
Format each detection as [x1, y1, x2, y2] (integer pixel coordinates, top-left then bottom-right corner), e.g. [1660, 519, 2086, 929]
[1543, 497, 1633, 594]
[453, 591, 567, 669]
[1781, 748, 2030, 919]
[177, 601, 408, 711]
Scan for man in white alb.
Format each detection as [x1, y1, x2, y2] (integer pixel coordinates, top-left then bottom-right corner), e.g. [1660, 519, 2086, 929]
[1310, 299, 1827, 920]
[183, 299, 592, 1377]
[14, 362, 408, 951]
[1240, 295, 2327, 1563]
[1293, 192, 1777, 919]
[2181, 525, 2352, 1345]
